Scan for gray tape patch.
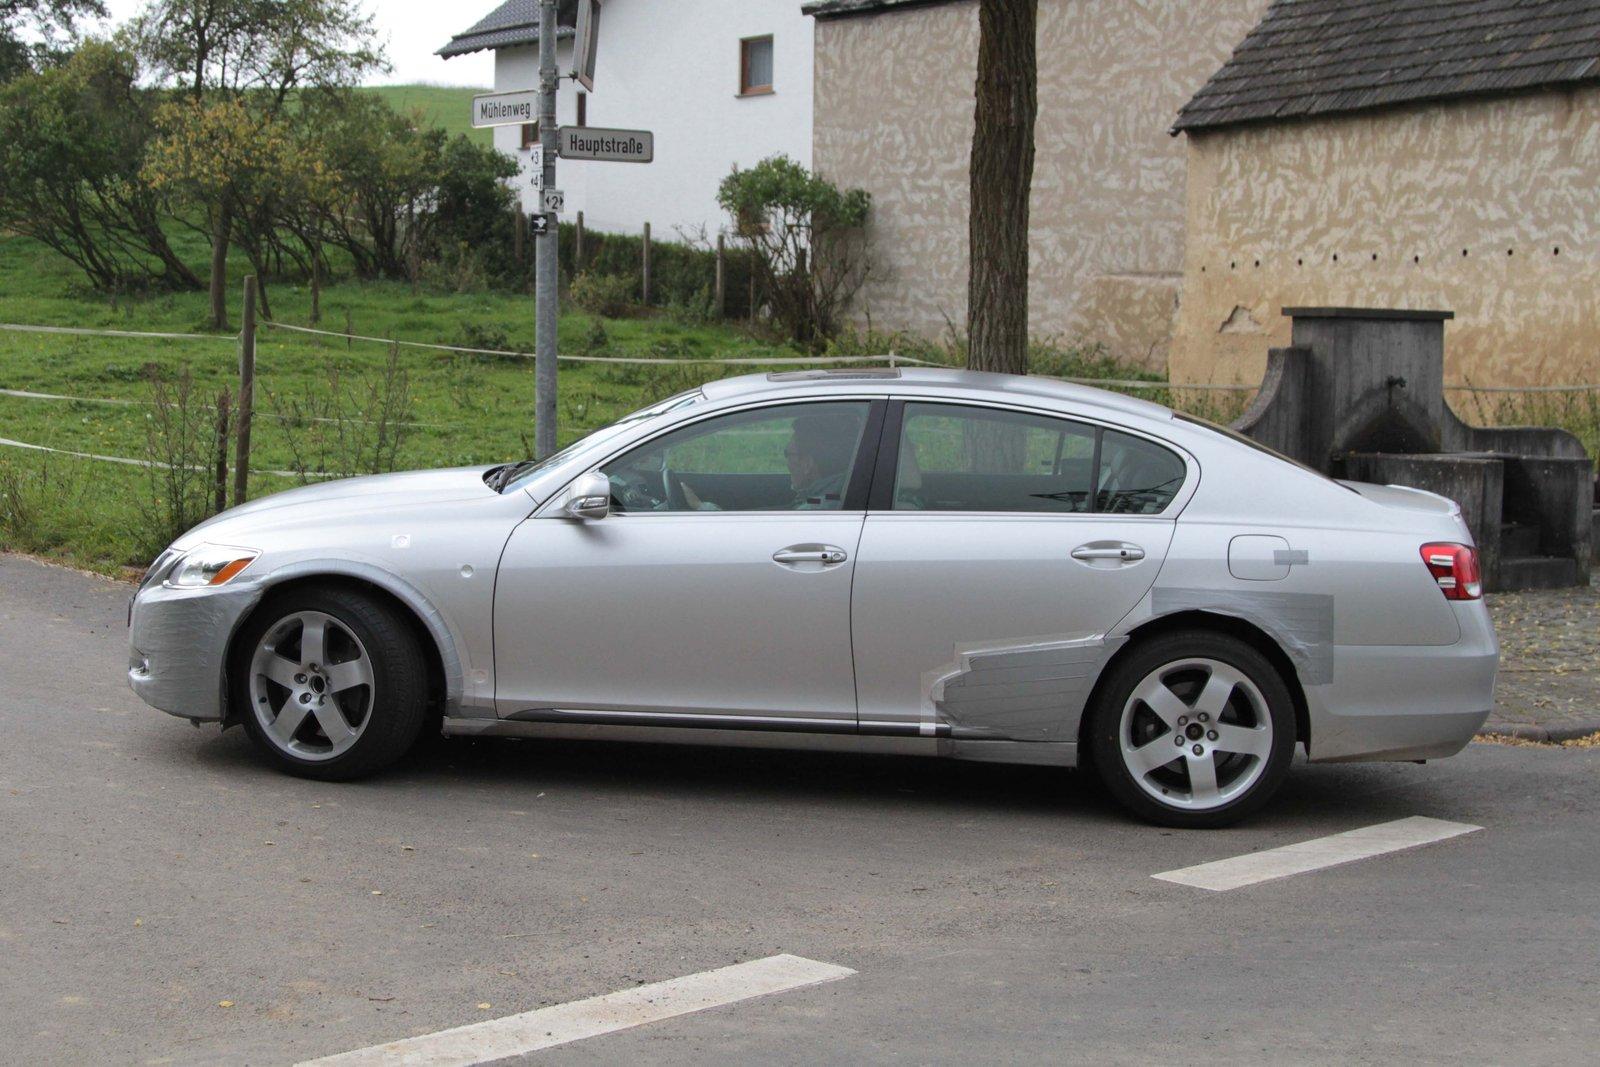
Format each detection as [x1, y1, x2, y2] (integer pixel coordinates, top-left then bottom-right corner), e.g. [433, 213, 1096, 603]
[1274, 549, 1310, 566]
[1152, 587, 1335, 685]
[926, 634, 1125, 742]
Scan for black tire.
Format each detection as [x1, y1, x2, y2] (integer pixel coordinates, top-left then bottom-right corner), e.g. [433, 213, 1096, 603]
[232, 586, 429, 781]
[1085, 630, 1297, 828]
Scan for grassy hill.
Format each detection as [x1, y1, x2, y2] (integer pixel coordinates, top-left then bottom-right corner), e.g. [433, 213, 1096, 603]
[364, 84, 493, 146]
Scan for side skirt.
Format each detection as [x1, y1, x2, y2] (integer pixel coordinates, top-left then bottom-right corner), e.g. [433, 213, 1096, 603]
[441, 715, 1078, 768]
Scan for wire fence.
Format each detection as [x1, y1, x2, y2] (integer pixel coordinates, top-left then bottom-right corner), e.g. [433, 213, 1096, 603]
[4, 317, 1599, 475]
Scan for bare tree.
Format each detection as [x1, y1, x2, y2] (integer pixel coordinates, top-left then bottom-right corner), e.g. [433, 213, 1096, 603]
[966, 0, 1037, 375]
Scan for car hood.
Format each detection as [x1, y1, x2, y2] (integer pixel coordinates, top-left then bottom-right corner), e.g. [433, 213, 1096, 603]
[177, 466, 500, 548]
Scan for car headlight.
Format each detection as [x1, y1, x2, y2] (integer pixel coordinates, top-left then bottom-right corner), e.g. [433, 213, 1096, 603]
[164, 544, 260, 588]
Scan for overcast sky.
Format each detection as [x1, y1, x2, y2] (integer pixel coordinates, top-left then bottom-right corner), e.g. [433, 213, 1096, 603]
[92, 0, 495, 86]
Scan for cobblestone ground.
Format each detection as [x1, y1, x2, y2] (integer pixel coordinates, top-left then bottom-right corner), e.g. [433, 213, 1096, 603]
[1485, 575, 1600, 734]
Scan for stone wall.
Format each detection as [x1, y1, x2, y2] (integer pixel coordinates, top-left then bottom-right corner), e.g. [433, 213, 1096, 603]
[812, 0, 1268, 369]
[1172, 86, 1600, 389]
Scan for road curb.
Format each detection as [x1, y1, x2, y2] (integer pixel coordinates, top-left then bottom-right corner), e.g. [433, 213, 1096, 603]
[1480, 722, 1600, 744]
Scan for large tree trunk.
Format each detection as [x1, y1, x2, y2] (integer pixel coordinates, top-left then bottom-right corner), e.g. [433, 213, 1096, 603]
[209, 199, 232, 331]
[966, 0, 1038, 375]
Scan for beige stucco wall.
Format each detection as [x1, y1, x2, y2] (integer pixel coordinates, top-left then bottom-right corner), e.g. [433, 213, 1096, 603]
[1172, 86, 1600, 389]
[812, 0, 1269, 369]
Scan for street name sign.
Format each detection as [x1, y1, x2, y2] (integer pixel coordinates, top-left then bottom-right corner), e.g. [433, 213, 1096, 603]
[559, 126, 654, 164]
[472, 90, 538, 128]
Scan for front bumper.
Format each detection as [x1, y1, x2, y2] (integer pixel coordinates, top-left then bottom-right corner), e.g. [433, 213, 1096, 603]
[1305, 601, 1498, 762]
[128, 581, 263, 722]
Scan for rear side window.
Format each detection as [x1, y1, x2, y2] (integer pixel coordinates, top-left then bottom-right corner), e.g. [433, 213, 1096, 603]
[891, 403, 1185, 515]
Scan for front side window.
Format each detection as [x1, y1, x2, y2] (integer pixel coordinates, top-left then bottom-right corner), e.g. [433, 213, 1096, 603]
[602, 401, 871, 513]
[740, 35, 774, 95]
[891, 403, 1185, 515]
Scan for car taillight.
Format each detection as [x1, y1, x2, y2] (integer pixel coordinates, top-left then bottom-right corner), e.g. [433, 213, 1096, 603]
[1420, 542, 1482, 600]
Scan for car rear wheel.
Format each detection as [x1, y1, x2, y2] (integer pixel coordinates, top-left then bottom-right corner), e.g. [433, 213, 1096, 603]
[233, 588, 429, 781]
[1086, 631, 1296, 828]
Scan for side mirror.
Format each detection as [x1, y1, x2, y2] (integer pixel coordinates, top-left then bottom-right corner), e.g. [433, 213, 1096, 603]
[563, 471, 612, 520]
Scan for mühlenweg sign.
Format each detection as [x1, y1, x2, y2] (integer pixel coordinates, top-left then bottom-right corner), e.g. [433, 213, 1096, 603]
[472, 90, 538, 128]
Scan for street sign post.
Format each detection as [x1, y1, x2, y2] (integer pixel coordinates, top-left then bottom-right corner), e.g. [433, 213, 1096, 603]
[558, 126, 654, 164]
[470, 90, 539, 128]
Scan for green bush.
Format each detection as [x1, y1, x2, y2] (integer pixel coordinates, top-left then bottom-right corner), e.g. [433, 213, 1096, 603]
[568, 270, 635, 318]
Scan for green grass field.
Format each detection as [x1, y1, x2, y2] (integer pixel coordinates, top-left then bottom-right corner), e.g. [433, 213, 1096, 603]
[363, 84, 493, 147]
[0, 228, 820, 573]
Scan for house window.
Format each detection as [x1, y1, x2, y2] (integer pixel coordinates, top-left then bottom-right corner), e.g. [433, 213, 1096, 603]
[740, 35, 774, 96]
[520, 121, 538, 149]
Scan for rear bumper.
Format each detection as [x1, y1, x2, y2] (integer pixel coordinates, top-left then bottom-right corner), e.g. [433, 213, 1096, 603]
[1305, 601, 1498, 763]
[128, 582, 262, 722]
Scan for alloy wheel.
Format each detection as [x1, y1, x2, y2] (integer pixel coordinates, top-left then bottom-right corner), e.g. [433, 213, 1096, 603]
[247, 610, 376, 761]
[1118, 657, 1274, 811]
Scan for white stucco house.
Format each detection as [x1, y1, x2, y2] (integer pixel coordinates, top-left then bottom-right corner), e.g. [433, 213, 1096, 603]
[438, 0, 814, 239]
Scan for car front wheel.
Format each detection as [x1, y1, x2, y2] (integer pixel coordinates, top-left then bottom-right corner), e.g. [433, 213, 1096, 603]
[233, 587, 429, 781]
[1086, 631, 1297, 828]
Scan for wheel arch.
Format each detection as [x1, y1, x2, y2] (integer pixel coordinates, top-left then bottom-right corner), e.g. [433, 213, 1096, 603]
[1079, 609, 1311, 753]
[222, 564, 461, 725]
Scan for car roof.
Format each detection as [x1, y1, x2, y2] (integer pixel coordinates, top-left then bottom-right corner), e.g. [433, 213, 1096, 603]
[698, 367, 1174, 421]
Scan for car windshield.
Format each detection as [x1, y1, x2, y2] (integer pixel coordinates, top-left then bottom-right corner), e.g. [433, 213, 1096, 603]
[497, 389, 704, 493]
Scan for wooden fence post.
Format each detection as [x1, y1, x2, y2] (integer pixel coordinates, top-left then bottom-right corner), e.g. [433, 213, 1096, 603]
[575, 211, 585, 271]
[309, 255, 322, 326]
[715, 233, 726, 319]
[642, 221, 653, 305]
[234, 275, 257, 507]
[514, 207, 526, 266]
[213, 388, 231, 514]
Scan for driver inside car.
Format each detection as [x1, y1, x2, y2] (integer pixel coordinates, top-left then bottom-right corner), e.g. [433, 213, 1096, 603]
[676, 411, 857, 511]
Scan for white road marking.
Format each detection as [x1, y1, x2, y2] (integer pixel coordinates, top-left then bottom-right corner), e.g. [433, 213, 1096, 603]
[297, 953, 856, 1067]
[1153, 816, 1482, 892]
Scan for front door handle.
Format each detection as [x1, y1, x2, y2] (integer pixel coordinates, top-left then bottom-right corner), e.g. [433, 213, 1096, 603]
[1071, 542, 1145, 563]
[773, 544, 849, 565]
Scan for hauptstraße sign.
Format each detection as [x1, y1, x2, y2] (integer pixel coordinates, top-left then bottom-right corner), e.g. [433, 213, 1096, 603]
[558, 126, 654, 163]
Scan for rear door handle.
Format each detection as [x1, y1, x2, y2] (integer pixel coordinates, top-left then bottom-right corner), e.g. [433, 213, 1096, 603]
[773, 544, 849, 565]
[1072, 542, 1145, 563]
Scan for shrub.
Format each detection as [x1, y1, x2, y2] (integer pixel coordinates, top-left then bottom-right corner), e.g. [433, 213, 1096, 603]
[569, 271, 635, 318]
[718, 155, 871, 347]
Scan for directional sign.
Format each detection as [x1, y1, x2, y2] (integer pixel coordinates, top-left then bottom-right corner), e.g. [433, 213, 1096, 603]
[559, 126, 654, 164]
[529, 145, 543, 190]
[542, 188, 565, 214]
[529, 213, 550, 236]
[471, 90, 538, 128]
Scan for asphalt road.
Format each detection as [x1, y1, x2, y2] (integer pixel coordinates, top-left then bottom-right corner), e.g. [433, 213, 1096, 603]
[2, 552, 1598, 1066]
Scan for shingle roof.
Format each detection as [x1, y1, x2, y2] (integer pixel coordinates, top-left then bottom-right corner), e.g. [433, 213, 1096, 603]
[438, 0, 576, 60]
[802, 0, 966, 19]
[1173, 0, 1600, 133]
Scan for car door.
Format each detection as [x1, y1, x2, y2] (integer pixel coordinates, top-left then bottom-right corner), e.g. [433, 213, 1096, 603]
[494, 398, 883, 726]
[850, 399, 1187, 741]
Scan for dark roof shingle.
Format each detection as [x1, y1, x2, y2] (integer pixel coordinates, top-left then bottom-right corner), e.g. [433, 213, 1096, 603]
[438, 0, 575, 60]
[1174, 0, 1600, 133]
[802, 0, 966, 19]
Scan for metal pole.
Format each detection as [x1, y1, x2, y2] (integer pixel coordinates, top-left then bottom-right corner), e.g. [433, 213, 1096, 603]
[234, 275, 256, 507]
[535, 0, 560, 459]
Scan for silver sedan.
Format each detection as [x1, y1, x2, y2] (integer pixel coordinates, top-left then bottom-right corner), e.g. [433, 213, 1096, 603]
[128, 369, 1497, 826]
